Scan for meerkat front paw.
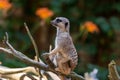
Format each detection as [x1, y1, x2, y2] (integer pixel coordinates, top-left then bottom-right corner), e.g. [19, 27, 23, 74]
[41, 53, 50, 64]
[41, 53, 50, 58]
[41, 53, 56, 69]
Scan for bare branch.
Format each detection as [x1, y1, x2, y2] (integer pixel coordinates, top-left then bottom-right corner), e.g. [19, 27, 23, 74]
[24, 23, 42, 79]
[0, 47, 48, 69]
[49, 45, 52, 52]
[0, 47, 12, 53]
[24, 23, 39, 62]
[0, 33, 48, 70]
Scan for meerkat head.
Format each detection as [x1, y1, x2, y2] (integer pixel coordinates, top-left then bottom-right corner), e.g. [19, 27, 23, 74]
[51, 17, 70, 32]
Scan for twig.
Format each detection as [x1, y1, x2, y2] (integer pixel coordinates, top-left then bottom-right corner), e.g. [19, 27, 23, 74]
[24, 23, 39, 62]
[24, 23, 41, 79]
[49, 45, 52, 52]
[108, 60, 120, 80]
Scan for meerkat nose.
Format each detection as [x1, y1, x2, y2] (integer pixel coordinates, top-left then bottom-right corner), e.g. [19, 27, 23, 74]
[51, 20, 57, 27]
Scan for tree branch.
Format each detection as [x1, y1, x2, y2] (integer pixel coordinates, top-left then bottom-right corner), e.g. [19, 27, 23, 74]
[0, 66, 37, 75]
[1, 32, 48, 70]
[24, 23, 42, 79]
[24, 23, 39, 62]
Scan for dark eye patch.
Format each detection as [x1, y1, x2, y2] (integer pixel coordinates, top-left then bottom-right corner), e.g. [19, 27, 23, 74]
[56, 19, 62, 23]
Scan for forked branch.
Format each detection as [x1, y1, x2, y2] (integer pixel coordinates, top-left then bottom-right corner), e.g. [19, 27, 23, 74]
[1, 32, 48, 70]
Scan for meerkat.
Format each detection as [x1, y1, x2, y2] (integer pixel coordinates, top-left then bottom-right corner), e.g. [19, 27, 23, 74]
[44, 17, 78, 75]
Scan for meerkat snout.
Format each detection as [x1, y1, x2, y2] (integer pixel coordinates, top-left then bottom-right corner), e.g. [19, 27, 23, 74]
[51, 17, 70, 32]
[50, 20, 58, 27]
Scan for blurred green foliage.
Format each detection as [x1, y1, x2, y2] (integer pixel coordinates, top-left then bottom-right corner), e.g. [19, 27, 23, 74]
[0, 0, 120, 80]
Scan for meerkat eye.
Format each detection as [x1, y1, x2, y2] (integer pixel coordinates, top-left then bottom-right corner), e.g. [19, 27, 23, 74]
[56, 19, 62, 23]
[65, 22, 68, 27]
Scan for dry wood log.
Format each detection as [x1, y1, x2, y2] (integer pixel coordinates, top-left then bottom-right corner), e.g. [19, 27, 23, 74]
[108, 60, 120, 80]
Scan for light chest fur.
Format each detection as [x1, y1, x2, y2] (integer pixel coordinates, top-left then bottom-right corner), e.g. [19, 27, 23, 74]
[55, 31, 78, 68]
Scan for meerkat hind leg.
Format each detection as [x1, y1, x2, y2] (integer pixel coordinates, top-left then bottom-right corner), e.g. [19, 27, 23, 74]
[55, 58, 71, 75]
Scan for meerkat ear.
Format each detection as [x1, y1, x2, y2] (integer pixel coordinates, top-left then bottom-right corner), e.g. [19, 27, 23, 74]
[65, 22, 68, 28]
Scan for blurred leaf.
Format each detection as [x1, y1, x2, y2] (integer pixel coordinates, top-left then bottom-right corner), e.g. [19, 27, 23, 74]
[109, 53, 117, 60]
[0, 53, 27, 68]
[78, 44, 97, 56]
[61, 0, 75, 4]
[50, 0, 62, 14]
[109, 16, 120, 31]
[3, 58, 27, 68]
[95, 17, 110, 33]
[15, 32, 31, 51]
[12, 0, 27, 7]
[113, 3, 120, 12]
